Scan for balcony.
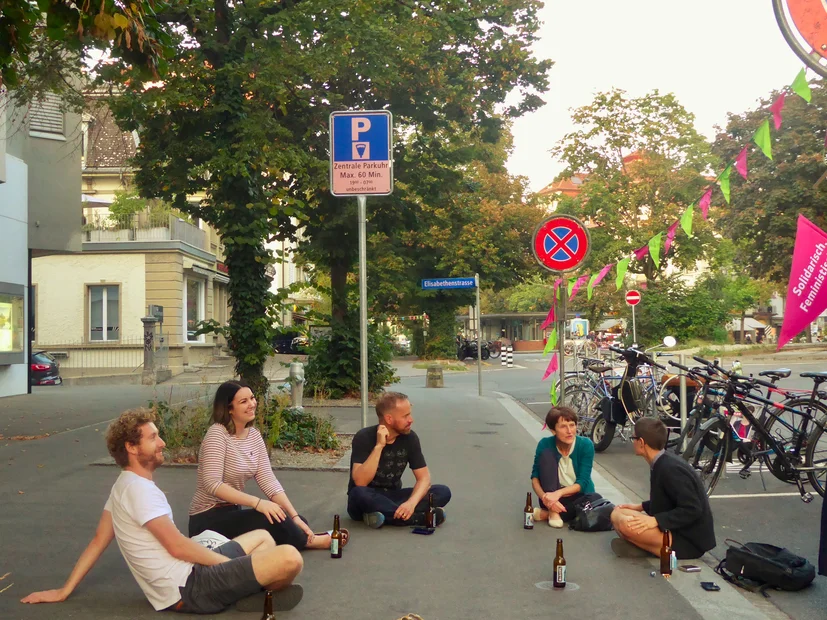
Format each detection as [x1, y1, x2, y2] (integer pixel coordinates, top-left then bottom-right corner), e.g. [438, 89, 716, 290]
[82, 209, 209, 253]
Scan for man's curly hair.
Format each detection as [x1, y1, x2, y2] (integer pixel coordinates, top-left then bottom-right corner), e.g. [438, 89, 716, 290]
[106, 408, 157, 468]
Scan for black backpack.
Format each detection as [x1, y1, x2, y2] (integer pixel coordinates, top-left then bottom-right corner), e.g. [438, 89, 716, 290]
[715, 539, 815, 597]
[568, 492, 615, 532]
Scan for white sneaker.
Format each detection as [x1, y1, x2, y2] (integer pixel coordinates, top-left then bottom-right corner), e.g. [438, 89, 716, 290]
[533, 507, 545, 522]
[548, 513, 564, 528]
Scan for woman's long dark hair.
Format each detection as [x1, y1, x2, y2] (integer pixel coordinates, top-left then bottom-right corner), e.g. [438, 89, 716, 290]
[213, 380, 254, 435]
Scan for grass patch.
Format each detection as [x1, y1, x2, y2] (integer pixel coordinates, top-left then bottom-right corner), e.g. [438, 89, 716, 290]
[696, 345, 775, 359]
[412, 361, 468, 371]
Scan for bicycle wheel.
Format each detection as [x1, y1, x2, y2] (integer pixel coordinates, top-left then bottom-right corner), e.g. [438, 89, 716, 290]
[553, 373, 585, 397]
[564, 341, 574, 357]
[657, 377, 690, 425]
[805, 420, 827, 497]
[667, 406, 707, 453]
[761, 398, 827, 483]
[682, 418, 729, 497]
[564, 388, 598, 436]
[584, 341, 598, 356]
[488, 345, 501, 359]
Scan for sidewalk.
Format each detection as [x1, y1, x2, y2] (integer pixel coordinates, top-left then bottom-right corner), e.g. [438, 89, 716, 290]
[1, 374, 786, 620]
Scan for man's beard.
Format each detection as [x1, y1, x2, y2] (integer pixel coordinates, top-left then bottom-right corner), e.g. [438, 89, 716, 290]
[138, 451, 164, 470]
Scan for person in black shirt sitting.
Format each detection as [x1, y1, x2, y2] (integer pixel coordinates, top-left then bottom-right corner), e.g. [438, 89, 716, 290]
[347, 392, 451, 529]
[610, 418, 716, 559]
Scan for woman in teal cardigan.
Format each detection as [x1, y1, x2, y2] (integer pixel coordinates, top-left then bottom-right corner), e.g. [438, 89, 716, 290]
[531, 406, 596, 528]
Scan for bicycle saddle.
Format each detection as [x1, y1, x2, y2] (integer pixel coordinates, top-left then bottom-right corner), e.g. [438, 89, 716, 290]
[758, 368, 791, 379]
[801, 371, 827, 381]
[587, 363, 613, 374]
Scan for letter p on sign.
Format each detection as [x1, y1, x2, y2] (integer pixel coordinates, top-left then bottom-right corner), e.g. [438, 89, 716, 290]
[352, 118, 371, 139]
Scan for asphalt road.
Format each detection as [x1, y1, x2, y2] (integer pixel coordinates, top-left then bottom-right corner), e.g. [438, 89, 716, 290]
[470, 351, 827, 620]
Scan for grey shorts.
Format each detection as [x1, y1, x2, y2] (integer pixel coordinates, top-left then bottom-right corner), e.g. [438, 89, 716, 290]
[169, 541, 261, 614]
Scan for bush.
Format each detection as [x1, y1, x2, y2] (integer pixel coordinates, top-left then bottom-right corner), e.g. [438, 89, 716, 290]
[305, 316, 399, 399]
[263, 399, 340, 451]
[150, 398, 212, 459]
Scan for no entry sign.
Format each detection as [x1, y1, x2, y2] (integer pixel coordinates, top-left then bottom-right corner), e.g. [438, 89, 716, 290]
[626, 290, 642, 306]
[532, 216, 590, 273]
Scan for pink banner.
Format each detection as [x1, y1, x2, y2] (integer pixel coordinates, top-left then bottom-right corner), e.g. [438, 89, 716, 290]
[664, 221, 679, 254]
[568, 274, 589, 301]
[542, 353, 559, 381]
[553, 277, 563, 299]
[699, 187, 713, 220]
[770, 92, 786, 130]
[778, 215, 827, 349]
[633, 245, 648, 261]
[735, 147, 748, 179]
[539, 305, 556, 330]
[593, 263, 614, 288]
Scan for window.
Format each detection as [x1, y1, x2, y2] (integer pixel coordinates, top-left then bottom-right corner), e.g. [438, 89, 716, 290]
[185, 278, 205, 342]
[89, 285, 119, 341]
[0, 292, 25, 354]
[29, 93, 65, 139]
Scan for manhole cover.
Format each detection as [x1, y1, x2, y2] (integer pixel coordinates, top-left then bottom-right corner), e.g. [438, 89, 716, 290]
[468, 431, 497, 435]
[535, 581, 580, 591]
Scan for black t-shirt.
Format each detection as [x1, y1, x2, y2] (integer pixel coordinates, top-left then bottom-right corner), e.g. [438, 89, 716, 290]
[347, 425, 427, 493]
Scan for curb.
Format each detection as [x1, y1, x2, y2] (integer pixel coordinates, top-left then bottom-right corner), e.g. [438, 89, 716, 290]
[89, 457, 350, 473]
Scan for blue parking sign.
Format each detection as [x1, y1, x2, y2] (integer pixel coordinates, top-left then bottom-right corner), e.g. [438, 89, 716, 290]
[330, 110, 393, 196]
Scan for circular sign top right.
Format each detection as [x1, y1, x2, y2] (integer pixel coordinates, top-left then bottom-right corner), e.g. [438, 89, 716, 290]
[775, 0, 827, 77]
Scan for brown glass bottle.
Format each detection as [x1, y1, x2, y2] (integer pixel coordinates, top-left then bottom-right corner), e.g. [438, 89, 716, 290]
[331, 514, 342, 559]
[524, 492, 534, 529]
[660, 529, 673, 578]
[553, 538, 566, 588]
[260, 590, 276, 620]
[425, 492, 436, 528]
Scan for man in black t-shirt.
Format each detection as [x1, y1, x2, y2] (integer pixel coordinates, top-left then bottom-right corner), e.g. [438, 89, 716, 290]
[347, 392, 451, 528]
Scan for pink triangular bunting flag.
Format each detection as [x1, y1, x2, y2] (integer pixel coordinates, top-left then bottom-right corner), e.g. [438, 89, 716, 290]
[568, 274, 589, 301]
[664, 221, 680, 254]
[541, 353, 559, 381]
[770, 92, 786, 131]
[539, 305, 556, 331]
[633, 245, 648, 261]
[593, 263, 614, 288]
[699, 188, 713, 220]
[735, 147, 748, 180]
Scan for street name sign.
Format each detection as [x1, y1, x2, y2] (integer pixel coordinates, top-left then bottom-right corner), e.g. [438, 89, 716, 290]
[532, 215, 591, 273]
[421, 277, 477, 290]
[626, 290, 642, 306]
[329, 110, 393, 196]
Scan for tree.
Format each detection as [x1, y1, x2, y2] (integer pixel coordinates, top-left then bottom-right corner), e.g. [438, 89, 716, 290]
[711, 82, 827, 285]
[1, 0, 171, 108]
[112, 0, 550, 392]
[549, 89, 719, 326]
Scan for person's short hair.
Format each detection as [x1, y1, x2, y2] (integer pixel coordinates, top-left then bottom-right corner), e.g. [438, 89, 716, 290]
[634, 417, 668, 450]
[213, 380, 254, 434]
[106, 408, 157, 468]
[375, 391, 409, 419]
[545, 406, 578, 430]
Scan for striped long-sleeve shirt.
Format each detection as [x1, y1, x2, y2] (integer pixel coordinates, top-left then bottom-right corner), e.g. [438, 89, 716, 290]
[189, 423, 284, 516]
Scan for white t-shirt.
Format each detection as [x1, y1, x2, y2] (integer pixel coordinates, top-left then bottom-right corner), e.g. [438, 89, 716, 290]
[104, 471, 193, 611]
[558, 436, 576, 487]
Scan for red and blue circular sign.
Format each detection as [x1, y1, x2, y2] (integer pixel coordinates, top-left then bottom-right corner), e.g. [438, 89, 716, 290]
[532, 216, 591, 273]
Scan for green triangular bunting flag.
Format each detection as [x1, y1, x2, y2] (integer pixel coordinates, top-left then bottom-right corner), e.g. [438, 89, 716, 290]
[791, 69, 812, 103]
[550, 380, 558, 406]
[615, 257, 630, 290]
[680, 205, 694, 237]
[567, 277, 576, 298]
[543, 328, 558, 356]
[648, 233, 662, 270]
[719, 166, 731, 204]
[587, 272, 600, 300]
[753, 120, 772, 160]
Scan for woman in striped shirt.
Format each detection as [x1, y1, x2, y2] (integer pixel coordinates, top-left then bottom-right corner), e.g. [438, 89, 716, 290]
[188, 381, 348, 551]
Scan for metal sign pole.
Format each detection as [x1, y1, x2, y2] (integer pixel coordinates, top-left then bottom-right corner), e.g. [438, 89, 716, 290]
[558, 288, 567, 405]
[358, 195, 369, 429]
[475, 273, 482, 396]
[632, 305, 637, 346]
[679, 353, 688, 452]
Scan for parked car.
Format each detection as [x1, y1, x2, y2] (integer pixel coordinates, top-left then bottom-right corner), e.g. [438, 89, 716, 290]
[273, 331, 309, 355]
[30, 350, 62, 386]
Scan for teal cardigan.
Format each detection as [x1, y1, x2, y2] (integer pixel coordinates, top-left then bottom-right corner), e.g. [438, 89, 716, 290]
[531, 436, 596, 494]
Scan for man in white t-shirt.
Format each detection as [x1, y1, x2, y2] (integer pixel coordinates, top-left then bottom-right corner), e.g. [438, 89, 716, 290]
[21, 408, 304, 614]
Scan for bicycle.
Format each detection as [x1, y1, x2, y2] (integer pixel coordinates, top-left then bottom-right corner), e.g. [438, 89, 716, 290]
[681, 357, 827, 501]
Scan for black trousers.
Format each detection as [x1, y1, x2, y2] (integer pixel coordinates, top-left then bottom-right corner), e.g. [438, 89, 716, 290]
[188, 505, 312, 551]
[535, 491, 585, 524]
[820, 493, 827, 576]
[347, 484, 452, 526]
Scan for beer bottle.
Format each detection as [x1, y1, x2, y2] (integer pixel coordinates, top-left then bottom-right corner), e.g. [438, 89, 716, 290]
[425, 492, 436, 529]
[553, 538, 566, 588]
[660, 529, 673, 579]
[260, 590, 275, 620]
[331, 514, 342, 559]
[524, 492, 534, 530]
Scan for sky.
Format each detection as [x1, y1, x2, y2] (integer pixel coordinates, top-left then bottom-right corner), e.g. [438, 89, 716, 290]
[507, 0, 807, 192]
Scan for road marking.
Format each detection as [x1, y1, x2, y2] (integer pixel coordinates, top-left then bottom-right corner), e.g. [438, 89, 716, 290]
[710, 492, 803, 499]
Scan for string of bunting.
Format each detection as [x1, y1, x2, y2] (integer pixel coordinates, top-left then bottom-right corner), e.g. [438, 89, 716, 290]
[544, 68, 814, 405]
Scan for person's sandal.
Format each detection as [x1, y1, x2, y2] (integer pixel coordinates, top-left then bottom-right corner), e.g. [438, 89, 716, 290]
[315, 528, 350, 547]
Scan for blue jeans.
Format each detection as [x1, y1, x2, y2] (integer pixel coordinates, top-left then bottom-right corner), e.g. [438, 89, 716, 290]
[347, 484, 452, 526]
